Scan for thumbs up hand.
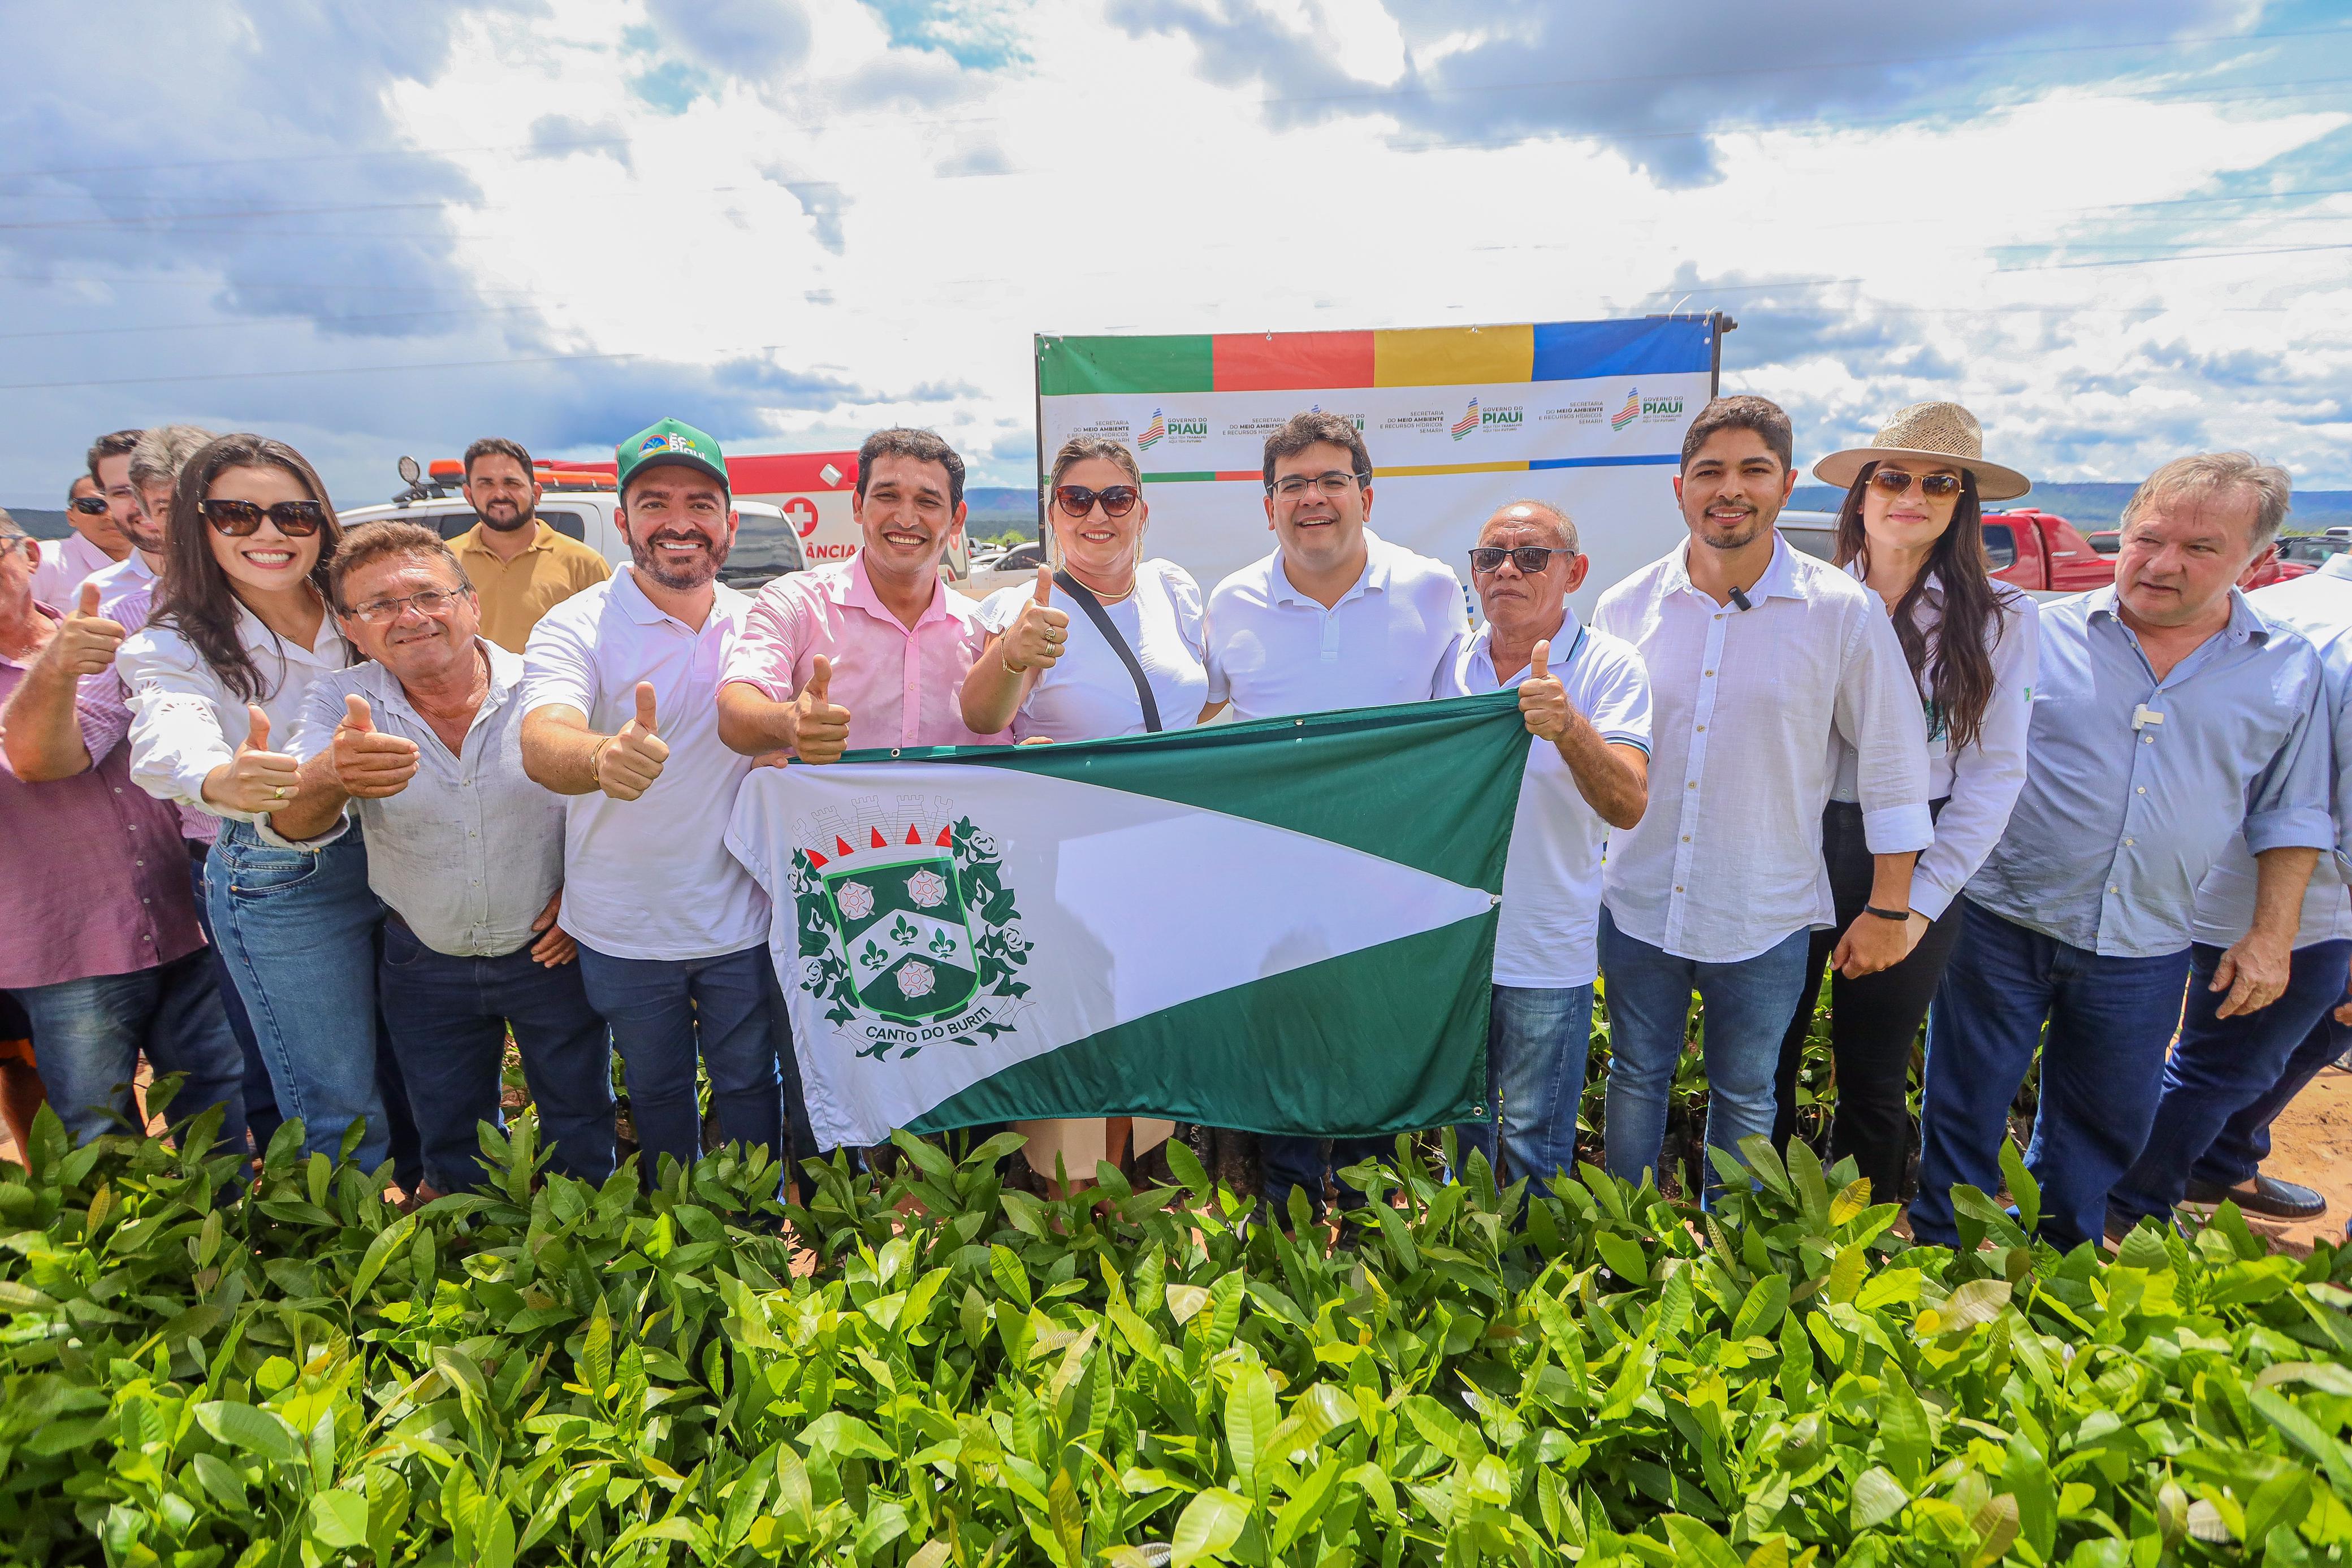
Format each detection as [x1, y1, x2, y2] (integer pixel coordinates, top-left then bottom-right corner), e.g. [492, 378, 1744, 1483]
[595, 681, 671, 800]
[998, 565, 1070, 677]
[792, 655, 853, 764]
[329, 691, 421, 799]
[1517, 638, 1574, 742]
[204, 704, 304, 813]
[47, 581, 128, 676]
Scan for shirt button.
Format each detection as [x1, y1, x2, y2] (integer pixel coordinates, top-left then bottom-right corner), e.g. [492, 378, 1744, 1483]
[2124, 837, 2135, 846]
[1674, 885, 1684, 893]
[1687, 781, 1697, 789]
[1695, 725, 1705, 732]
[1681, 835, 1690, 842]
[2136, 786, 2146, 795]
[1704, 670, 1715, 677]
[2109, 885, 2120, 894]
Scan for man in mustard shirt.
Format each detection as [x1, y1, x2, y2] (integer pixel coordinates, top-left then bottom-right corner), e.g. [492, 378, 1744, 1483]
[451, 438, 611, 652]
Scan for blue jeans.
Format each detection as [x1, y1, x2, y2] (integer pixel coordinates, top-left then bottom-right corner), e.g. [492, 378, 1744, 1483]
[1261, 1133, 1391, 1216]
[1911, 899, 2192, 1251]
[380, 918, 617, 1193]
[1458, 984, 1594, 1192]
[12, 947, 248, 1153]
[189, 843, 279, 1154]
[206, 820, 390, 1172]
[1599, 909, 1812, 1202]
[2109, 938, 2352, 1226]
[576, 941, 802, 1182]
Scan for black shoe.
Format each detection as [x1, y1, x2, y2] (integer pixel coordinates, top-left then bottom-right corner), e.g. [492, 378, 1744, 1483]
[2181, 1172, 2327, 1221]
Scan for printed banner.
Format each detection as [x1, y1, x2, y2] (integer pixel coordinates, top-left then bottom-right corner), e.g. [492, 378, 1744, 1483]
[1035, 319, 1717, 604]
[725, 694, 1529, 1150]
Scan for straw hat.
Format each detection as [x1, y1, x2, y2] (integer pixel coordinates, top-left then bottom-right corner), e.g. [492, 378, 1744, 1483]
[1811, 401, 2030, 503]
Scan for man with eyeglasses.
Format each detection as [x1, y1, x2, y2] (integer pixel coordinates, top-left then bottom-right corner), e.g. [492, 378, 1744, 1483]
[265, 521, 613, 1196]
[79, 426, 215, 620]
[29, 474, 129, 611]
[1200, 409, 1470, 1221]
[1443, 502, 1650, 1193]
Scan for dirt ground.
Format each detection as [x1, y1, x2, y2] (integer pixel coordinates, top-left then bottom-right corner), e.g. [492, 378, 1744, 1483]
[5, 1055, 2347, 1252]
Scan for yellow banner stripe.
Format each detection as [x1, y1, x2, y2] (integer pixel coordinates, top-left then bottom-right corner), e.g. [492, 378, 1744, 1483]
[1373, 324, 1535, 388]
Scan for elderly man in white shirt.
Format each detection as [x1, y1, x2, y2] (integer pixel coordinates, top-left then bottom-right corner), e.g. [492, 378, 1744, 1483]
[1594, 396, 1931, 1204]
[267, 522, 613, 1197]
[1201, 409, 1471, 1219]
[1442, 501, 1650, 1192]
[521, 417, 813, 1192]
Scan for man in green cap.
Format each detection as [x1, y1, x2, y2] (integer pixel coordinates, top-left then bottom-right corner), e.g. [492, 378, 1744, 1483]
[518, 417, 815, 1193]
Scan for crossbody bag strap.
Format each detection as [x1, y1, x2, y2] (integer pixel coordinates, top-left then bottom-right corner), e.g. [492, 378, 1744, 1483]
[1053, 569, 1162, 733]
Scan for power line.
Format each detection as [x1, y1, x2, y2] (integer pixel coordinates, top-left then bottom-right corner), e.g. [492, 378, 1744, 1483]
[1, 24, 2345, 185]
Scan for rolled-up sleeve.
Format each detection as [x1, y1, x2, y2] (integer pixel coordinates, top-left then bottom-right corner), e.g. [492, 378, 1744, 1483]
[2243, 644, 2338, 855]
[1836, 603, 1934, 855]
[118, 634, 241, 818]
[520, 608, 597, 720]
[1912, 597, 2041, 919]
[720, 581, 808, 703]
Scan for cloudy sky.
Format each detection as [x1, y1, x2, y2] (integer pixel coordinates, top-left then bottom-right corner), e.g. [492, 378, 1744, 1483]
[2, 0, 2347, 510]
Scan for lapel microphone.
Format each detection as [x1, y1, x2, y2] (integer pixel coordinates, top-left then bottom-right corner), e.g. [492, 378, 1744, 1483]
[1728, 585, 1753, 611]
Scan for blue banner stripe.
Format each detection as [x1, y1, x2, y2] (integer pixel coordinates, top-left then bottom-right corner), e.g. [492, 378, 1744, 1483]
[1530, 318, 1713, 380]
[1529, 454, 1683, 470]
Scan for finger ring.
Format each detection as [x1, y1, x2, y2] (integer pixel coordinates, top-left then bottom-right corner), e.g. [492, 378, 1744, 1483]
[272, 785, 289, 800]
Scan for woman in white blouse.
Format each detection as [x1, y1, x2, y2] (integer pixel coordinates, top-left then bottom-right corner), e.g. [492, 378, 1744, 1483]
[961, 436, 1214, 1191]
[1769, 402, 2041, 1205]
[118, 434, 395, 1173]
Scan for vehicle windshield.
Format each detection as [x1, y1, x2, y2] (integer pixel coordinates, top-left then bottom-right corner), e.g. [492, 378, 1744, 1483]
[719, 509, 806, 589]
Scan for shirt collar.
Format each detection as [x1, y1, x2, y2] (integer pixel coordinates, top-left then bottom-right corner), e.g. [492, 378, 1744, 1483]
[1662, 531, 1805, 602]
[611, 564, 716, 631]
[232, 594, 347, 666]
[2087, 583, 2272, 647]
[1467, 603, 1581, 688]
[844, 550, 952, 630]
[1, 604, 64, 671]
[460, 519, 555, 556]
[372, 637, 515, 725]
[1272, 528, 1390, 608]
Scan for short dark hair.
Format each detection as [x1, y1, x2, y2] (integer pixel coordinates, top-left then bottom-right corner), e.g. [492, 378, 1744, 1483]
[87, 430, 142, 483]
[463, 436, 535, 480]
[67, 473, 97, 503]
[1679, 395, 1793, 473]
[856, 427, 966, 510]
[328, 521, 473, 611]
[1262, 410, 1372, 490]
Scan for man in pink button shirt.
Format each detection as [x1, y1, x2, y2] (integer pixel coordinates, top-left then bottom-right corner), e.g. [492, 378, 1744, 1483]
[717, 428, 1011, 760]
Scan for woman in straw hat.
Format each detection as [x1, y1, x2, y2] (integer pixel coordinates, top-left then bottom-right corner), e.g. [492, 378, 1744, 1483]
[1769, 401, 2040, 1204]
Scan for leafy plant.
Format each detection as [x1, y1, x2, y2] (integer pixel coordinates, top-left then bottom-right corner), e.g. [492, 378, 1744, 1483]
[2, 1098, 2349, 1566]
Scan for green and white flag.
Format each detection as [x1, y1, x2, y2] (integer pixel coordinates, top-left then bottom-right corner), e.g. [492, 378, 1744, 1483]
[724, 693, 1528, 1150]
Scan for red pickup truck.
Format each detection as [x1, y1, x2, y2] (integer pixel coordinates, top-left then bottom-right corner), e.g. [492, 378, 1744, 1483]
[1779, 509, 2113, 595]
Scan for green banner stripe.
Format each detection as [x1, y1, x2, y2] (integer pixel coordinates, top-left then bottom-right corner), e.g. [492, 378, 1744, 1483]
[907, 915, 1493, 1138]
[840, 692, 1528, 889]
[1036, 334, 1214, 396]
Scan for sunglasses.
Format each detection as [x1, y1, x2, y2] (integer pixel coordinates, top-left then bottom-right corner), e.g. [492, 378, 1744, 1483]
[1870, 467, 1965, 500]
[1054, 484, 1139, 519]
[69, 495, 110, 516]
[1468, 545, 1569, 574]
[200, 498, 327, 538]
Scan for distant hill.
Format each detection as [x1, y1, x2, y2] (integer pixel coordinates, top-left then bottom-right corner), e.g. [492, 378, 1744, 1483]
[965, 486, 1037, 525]
[9, 508, 69, 540]
[1790, 483, 2352, 529]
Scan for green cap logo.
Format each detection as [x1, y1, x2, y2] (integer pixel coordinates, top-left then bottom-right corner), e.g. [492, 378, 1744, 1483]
[616, 417, 728, 492]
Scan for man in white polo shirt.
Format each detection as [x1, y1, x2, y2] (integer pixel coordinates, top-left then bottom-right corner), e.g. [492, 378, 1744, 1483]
[520, 417, 811, 1188]
[1443, 501, 1650, 1191]
[1203, 409, 1470, 1218]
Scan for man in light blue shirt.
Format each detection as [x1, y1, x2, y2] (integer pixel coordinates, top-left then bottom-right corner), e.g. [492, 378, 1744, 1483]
[1915, 453, 2332, 1253]
[2108, 547, 2352, 1235]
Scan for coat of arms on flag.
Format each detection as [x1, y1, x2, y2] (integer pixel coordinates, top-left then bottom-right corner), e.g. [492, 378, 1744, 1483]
[790, 795, 1034, 1060]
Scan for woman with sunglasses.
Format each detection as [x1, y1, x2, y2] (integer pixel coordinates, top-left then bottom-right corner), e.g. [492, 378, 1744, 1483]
[1769, 402, 2040, 1205]
[960, 436, 1215, 1190]
[116, 434, 397, 1174]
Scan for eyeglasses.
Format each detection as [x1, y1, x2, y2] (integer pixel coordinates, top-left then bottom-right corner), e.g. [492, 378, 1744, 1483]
[69, 495, 109, 516]
[1054, 484, 1139, 519]
[1870, 467, 1964, 500]
[344, 586, 466, 625]
[1267, 471, 1368, 500]
[1468, 545, 1570, 574]
[200, 499, 327, 537]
